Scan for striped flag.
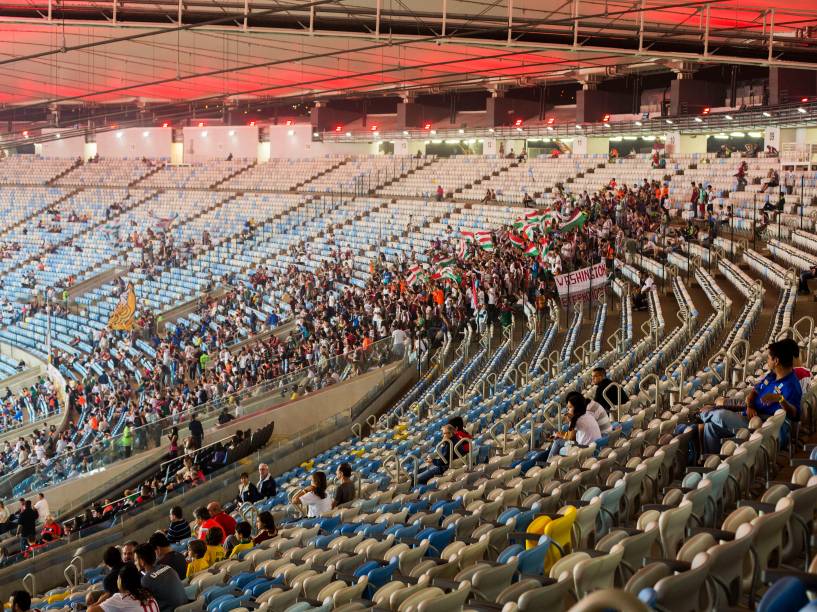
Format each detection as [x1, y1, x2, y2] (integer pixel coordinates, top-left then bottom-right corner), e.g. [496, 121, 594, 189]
[524, 210, 545, 223]
[508, 232, 525, 249]
[476, 231, 494, 251]
[461, 230, 476, 243]
[560, 210, 588, 233]
[407, 265, 426, 286]
[520, 223, 537, 241]
[440, 268, 461, 284]
[432, 255, 455, 269]
[524, 243, 540, 257]
[456, 240, 469, 260]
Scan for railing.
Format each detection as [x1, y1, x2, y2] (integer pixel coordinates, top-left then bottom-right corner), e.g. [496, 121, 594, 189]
[2, 334, 403, 502]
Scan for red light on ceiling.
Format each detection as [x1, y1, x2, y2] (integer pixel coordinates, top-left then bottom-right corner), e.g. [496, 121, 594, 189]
[514, 119, 523, 126]
[802, 97, 809, 103]
[161, 122, 169, 128]
[285, 119, 293, 126]
[335, 125, 343, 132]
[249, 121, 256, 126]
[546, 117, 555, 125]
[602, 114, 610, 122]
[702, 107, 710, 115]
[424, 123, 431, 130]
[198, 122, 204, 127]
[370, 125, 378, 131]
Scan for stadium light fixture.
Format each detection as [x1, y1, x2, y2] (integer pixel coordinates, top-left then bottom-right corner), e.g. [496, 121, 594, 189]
[665, 119, 673, 124]
[516, 127, 523, 132]
[249, 121, 256, 127]
[602, 114, 610, 122]
[198, 122, 205, 127]
[116, 131, 123, 138]
[748, 131, 763, 138]
[202, 131, 208, 137]
[603, 123, 610, 128]
[546, 117, 555, 125]
[547, 126, 554, 131]
[762, 111, 771, 117]
[634, 121, 642, 126]
[575, 124, 582, 130]
[694, 117, 703, 123]
[488, 128, 495, 133]
[730, 131, 745, 137]
[797, 107, 807, 114]
[370, 125, 378, 131]
[228, 130, 235, 136]
[286, 119, 293, 126]
[514, 119, 523, 126]
[430, 130, 437, 135]
[724, 115, 733, 120]
[802, 97, 809, 103]
[22, 131, 28, 138]
[287, 129, 295, 136]
[335, 125, 343, 132]
[313, 132, 319, 137]
[458, 128, 464, 134]
[142, 131, 149, 137]
[162, 122, 170, 128]
[424, 123, 432, 130]
[702, 107, 710, 115]
[55, 133, 61, 138]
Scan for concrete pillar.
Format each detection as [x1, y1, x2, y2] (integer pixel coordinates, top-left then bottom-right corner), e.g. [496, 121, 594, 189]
[769, 68, 817, 106]
[310, 104, 363, 131]
[575, 90, 630, 123]
[486, 96, 539, 126]
[669, 79, 726, 116]
[397, 102, 448, 129]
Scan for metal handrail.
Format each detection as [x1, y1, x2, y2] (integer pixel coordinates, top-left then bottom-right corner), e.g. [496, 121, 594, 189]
[726, 338, 751, 386]
[602, 382, 627, 423]
[637, 373, 661, 416]
[487, 419, 509, 455]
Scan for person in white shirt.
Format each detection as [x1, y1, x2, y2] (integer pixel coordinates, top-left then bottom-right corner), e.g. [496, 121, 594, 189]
[292, 471, 333, 517]
[586, 399, 612, 435]
[33, 493, 49, 525]
[546, 392, 602, 460]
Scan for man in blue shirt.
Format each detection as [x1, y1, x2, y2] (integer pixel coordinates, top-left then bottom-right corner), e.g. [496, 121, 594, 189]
[700, 339, 802, 453]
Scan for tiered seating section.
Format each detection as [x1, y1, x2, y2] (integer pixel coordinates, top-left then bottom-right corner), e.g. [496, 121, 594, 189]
[0, 150, 814, 612]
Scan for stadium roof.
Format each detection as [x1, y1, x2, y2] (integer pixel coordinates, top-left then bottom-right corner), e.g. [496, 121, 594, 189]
[0, 0, 815, 107]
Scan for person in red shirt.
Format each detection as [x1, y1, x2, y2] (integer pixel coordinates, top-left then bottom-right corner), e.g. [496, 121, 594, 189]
[207, 502, 237, 540]
[39, 516, 63, 543]
[196, 506, 225, 543]
[448, 416, 472, 455]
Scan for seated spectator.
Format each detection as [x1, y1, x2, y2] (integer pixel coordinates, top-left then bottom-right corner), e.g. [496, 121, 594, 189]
[416, 422, 459, 486]
[206, 502, 236, 541]
[165, 506, 190, 543]
[99, 546, 124, 603]
[122, 541, 137, 564]
[257, 463, 277, 499]
[699, 340, 802, 453]
[586, 399, 612, 435]
[149, 531, 187, 580]
[0, 501, 10, 535]
[204, 527, 225, 565]
[185, 540, 209, 579]
[236, 471, 260, 505]
[217, 408, 234, 425]
[292, 471, 332, 517]
[38, 515, 63, 543]
[134, 543, 188, 612]
[88, 563, 159, 612]
[253, 511, 277, 545]
[798, 264, 817, 296]
[784, 338, 813, 394]
[448, 416, 472, 454]
[332, 463, 356, 509]
[546, 392, 602, 460]
[9, 591, 31, 612]
[194, 507, 220, 542]
[591, 367, 628, 414]
[229, 522, 254, 558]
